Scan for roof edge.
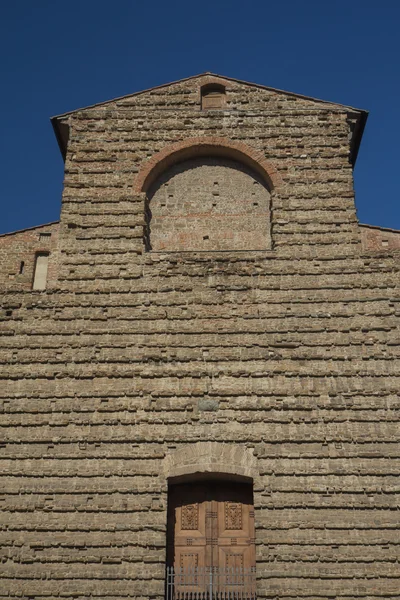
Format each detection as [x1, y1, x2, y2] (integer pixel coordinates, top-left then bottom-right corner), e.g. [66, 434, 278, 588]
[51, 72, 368, 120]
[349, 110, 368, 167]
[359, 223, 400, 234]
[51, 72, 368, 164]
[0, 221, 59, 238]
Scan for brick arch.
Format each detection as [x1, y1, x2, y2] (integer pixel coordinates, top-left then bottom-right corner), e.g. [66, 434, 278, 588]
[134, 136, 282, 194]
[163, 442, 259, 482]
[198, 75, 235, 89]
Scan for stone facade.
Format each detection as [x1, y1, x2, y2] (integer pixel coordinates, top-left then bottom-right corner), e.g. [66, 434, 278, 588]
[0, 73, 399, 600]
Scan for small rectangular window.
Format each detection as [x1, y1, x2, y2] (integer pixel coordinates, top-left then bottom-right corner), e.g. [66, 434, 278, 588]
[32, 253, 49, 290]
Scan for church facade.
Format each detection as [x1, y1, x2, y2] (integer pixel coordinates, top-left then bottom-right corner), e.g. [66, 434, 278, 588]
[1, 73, 399, 600]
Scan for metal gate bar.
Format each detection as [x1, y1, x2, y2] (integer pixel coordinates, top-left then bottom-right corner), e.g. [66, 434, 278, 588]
[166, 567, 256, 600]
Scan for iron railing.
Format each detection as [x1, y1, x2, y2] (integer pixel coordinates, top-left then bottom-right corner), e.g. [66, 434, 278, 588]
[166, 567, 257, 600]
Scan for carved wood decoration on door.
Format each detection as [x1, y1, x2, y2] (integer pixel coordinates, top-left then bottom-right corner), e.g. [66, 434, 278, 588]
[167, 481, 256, 597]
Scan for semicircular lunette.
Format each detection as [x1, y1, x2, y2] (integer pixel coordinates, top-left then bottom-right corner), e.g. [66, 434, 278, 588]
[145, 155, 272, 252]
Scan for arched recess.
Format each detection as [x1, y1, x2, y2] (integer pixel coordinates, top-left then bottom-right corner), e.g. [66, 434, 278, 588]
[164, 443, 259, 582]
[201, 83, 227, 110]
[135, 137, 281, 252]
[163, 441, 259, 483]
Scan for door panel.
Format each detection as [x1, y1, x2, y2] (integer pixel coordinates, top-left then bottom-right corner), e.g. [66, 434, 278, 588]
[168, 481, 255, 570]
[169, 484, 208, 571]
[216, 488, 255, 571]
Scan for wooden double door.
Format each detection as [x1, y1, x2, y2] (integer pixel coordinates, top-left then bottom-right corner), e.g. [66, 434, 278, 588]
[167, 480, 255, 573]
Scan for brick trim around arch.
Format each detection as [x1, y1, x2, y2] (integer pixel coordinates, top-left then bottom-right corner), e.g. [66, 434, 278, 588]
[134, 136, 282, 193]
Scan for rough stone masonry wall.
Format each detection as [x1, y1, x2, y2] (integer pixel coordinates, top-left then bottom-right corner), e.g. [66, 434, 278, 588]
[0, 75, 399, 600]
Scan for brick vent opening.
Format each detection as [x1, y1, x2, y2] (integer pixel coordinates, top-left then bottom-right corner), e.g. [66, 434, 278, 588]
[201, 84, 226, 110]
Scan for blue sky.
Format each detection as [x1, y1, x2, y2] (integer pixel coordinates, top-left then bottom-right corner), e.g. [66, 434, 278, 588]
[1, 0, 399, 234]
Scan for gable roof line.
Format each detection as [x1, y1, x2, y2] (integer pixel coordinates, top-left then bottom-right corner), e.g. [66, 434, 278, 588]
[0, 221, 59, 238]
[51, 72, 368, 120]
[50, 72, 368, 165]
[359, 223, 400, 234]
